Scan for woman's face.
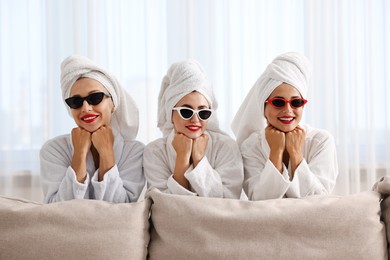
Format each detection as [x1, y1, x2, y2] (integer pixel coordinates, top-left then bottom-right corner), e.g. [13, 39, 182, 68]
[172, 91, 210, 139]
[264, 83, 305, 132]
[69, 78, 114, 133]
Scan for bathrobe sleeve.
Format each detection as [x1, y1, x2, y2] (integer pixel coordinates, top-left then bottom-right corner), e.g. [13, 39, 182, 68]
[143, 138, 197, 196]
[285, 129, 338, 197]
[40, 135, 90, 203]
[40, 135, 145, 203]
[143, 133, 244, 198]
[241, 133, 291, 200]
[91, 140, 145, 202]
[184, 133, 243, 198]
[241, 128, 338, 200]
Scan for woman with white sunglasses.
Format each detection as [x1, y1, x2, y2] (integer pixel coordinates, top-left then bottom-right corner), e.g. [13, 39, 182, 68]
[232, 52, 338, 200]
[40, 55, 145, 203]
[143, 59, 243, 198]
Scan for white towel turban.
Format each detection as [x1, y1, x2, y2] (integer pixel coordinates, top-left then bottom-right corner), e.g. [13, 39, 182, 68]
[60, 55, 139, 141]
[231, 52, 311, 145]
[157, 59, 222, 137]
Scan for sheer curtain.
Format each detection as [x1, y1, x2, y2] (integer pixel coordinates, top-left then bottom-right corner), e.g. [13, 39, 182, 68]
[0, 0, 389, 197]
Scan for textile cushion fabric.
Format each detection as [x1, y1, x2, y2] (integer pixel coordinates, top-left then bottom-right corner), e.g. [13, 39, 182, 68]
[0, 196, 151, 260]
[147, 188, 387, 260]
[373, 176, 390, 258]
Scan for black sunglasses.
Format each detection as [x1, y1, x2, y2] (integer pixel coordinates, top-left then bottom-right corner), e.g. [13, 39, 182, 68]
[172, 107, 213, 121]
[65, 92, 111, 109]
[264, 98, 307, 108]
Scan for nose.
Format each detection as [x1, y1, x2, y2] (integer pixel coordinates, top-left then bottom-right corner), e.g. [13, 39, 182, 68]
[81, 100, 92, 112]
[283, 103, 294, 113]
[190, 113, 201, 123]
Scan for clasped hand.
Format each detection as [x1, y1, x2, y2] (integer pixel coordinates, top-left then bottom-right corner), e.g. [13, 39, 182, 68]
[71, 125, 114, 156]
[265, 124, 305, 174]
[265, 124, 305, 154]
[172, 133, 208, 167]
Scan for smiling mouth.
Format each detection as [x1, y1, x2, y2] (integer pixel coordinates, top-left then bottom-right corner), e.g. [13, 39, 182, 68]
[279, 117, 294, 124]
[81, 115, 99, 123]
[186, 125, 201, 131]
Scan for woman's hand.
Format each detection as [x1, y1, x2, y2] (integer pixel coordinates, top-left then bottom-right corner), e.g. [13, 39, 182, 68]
[172, 132, 193, 162]
[92, 125, 115, 181]
[285, 125, 305, 177]
[191, 134, 208, 167]
[172, 133, 193, 190]
[265, 124, 285, 173]
[71, 127, 92, 156]
[265, 124, 286, 153]
[91, 125, 114, 154]
[71, 127, 92, 183]
[285, 125, 305, 155]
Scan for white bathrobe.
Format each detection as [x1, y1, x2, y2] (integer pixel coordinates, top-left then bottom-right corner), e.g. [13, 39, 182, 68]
[40, 55, 145, 203]
[144, 59, 243, 198]
[232, 52, 339, 200]
[143, 130, 243, 198]
[40, 129, 145, 203]
[241, 124, 338, 200]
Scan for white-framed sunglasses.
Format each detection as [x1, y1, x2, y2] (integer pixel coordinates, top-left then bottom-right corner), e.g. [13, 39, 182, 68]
[172, 107, 213, 121]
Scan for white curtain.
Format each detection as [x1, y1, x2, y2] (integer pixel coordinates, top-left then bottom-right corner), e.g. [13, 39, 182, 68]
[0, 0, 389, 196]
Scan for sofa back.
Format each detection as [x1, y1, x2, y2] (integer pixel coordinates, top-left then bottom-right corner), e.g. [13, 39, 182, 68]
[0, 197, 150, 260]
[147, 189, 387, 260]
[0, 188, 388, 260]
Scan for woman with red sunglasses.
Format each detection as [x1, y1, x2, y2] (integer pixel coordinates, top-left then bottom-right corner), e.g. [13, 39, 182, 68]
[143, 59, 243, 198]
[232, 52, 338, 200]
[40, 55, 145, 203]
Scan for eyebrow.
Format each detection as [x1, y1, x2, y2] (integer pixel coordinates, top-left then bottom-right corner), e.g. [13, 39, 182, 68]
[181, 104, 210, 109]
[70, 90, 104, 97]
[273, 95, 301, 99]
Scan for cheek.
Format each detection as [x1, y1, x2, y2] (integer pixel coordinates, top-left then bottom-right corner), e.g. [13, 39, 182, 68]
[171, 112, 175, 124]
[295, 108, 304, 117]
[71, 110, 79, 120]
[105, 109, 113, 119]
[103, 98, 113, 114]
[263, 107, 270, 120]
[171, 114, 182, 129]
[104, 100, 114, 113]
[101, 105, 114, 124]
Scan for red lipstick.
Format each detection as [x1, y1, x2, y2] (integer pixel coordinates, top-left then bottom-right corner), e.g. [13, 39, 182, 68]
[278, 116, 294, 124]
[186, 125, 201, 132]
[81, 114, 99, 123]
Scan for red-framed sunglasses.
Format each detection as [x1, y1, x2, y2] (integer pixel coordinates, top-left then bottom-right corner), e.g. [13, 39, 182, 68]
[265, 98, 307, 108]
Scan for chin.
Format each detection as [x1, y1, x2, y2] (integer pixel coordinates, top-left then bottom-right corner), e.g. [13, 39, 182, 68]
[80, 124, 100, 133]
[273, 124, 295, 133]
[284, 126, 298, 133]
[185, 131, 203, 139]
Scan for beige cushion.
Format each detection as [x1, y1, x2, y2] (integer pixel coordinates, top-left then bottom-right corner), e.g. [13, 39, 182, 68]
[0, 196, 151, 260]
[381, 196, 390, 258]
[373, 176, 390, 257]
[147, 188, 387, 260]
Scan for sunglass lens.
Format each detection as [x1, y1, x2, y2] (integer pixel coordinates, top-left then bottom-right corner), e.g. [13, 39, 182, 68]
[198, 110, 212, 120]
[87, 92, 105, 106]
[65, 97, 83, 109]
[291, 99, 305, 107]
[271, 99, 286, 107]
[179, 108, 194, 119]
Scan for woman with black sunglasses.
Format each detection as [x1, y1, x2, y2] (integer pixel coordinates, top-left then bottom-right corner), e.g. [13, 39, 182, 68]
[40, 55, 145, 203]
[232, 52, 338, 200]
[143, 59, 243, 198]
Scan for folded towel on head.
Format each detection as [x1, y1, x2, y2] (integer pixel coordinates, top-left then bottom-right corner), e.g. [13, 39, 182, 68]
[157, 59, 223, 136]
[231, 52, 311, 145]
[60, 55, 139, 141]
